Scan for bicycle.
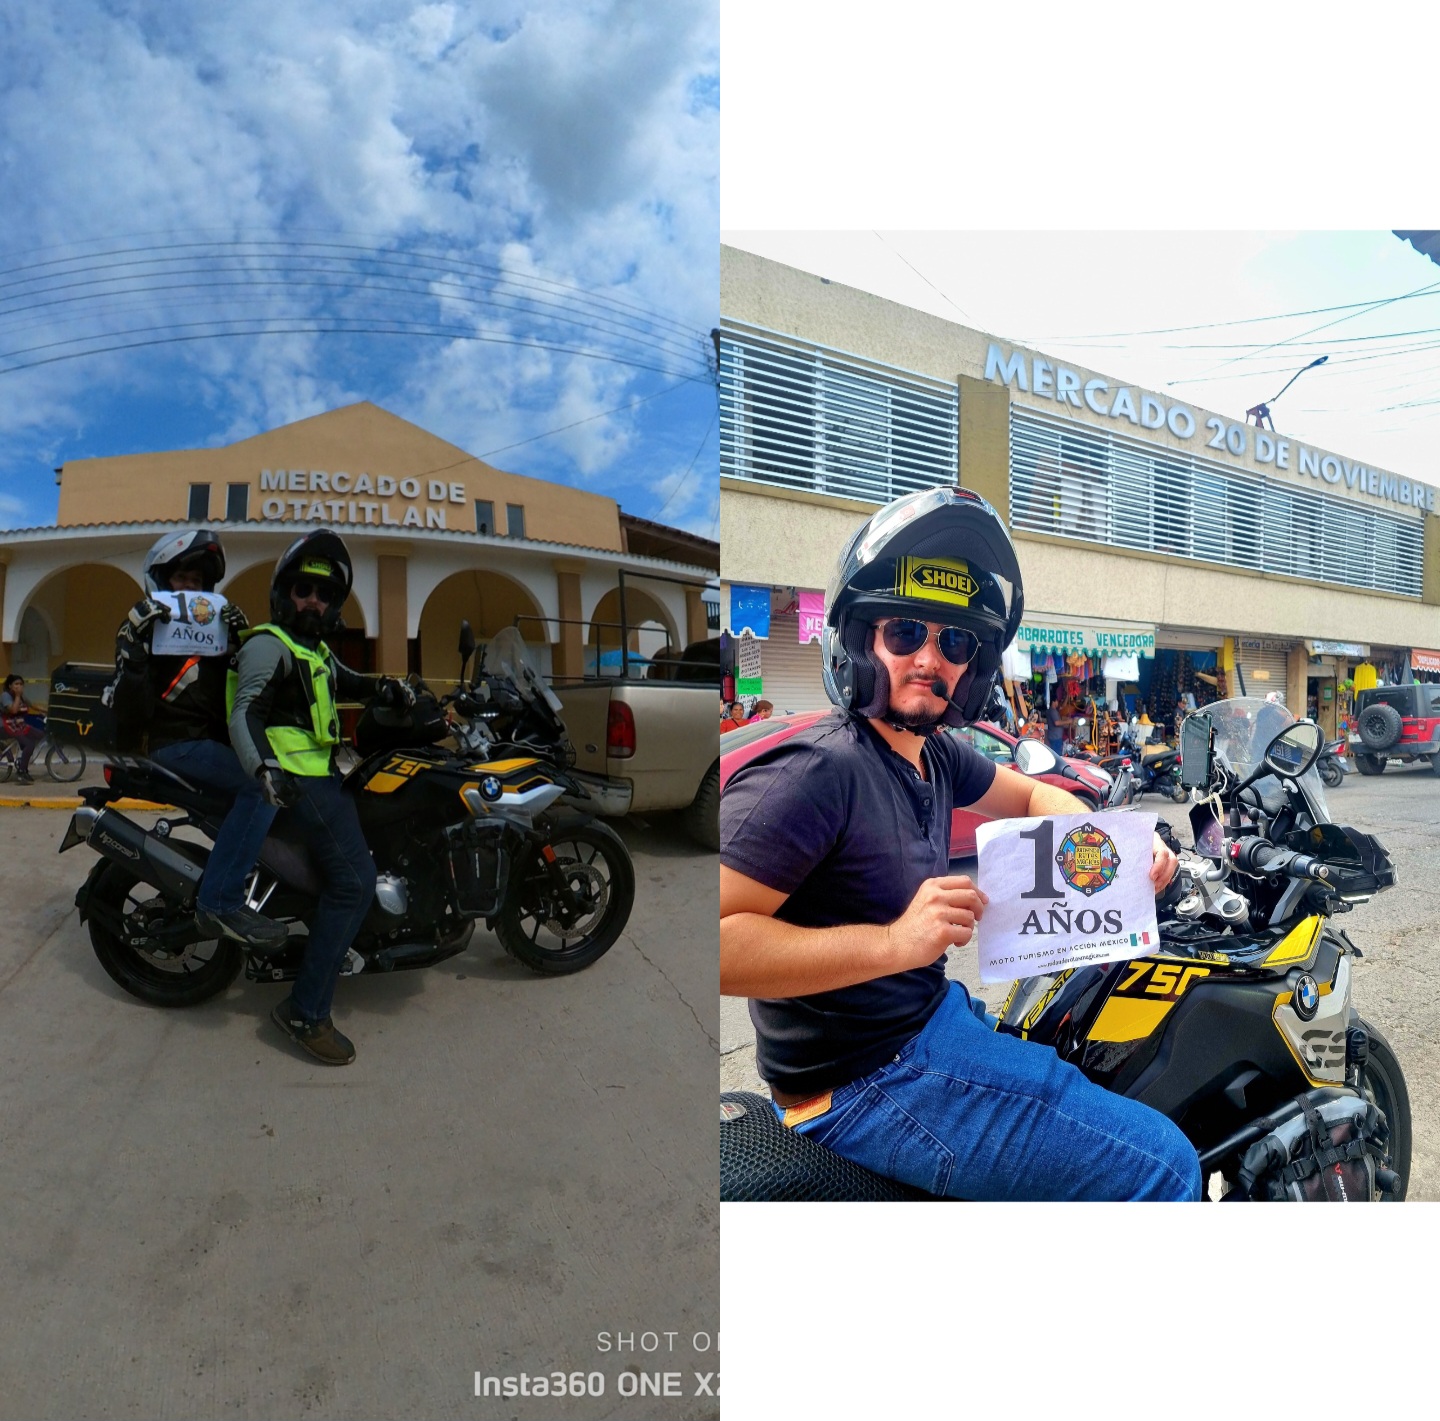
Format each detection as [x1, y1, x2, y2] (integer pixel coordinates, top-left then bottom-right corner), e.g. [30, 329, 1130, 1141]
[0, 730, 88, 783]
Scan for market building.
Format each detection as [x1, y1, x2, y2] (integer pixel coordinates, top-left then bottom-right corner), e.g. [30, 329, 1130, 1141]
[0, 402, 717, 689]
[719, 246, 1440, 743]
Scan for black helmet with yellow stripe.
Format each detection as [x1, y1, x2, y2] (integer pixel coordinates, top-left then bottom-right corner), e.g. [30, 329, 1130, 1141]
[269, 529, 354, 636]
[821, 486, 1024, 727]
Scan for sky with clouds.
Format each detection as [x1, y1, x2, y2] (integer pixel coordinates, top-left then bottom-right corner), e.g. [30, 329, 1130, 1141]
[0, 1, 718, 536]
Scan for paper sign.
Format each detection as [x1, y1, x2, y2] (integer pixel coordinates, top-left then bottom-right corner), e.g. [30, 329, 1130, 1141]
[150, 591, 231, 657]
[974, 809, 1159, 984]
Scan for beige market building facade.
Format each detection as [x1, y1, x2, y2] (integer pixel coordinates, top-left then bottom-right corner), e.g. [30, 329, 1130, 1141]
[0, 402, 717, 691]
[719, 245, 1440, 740]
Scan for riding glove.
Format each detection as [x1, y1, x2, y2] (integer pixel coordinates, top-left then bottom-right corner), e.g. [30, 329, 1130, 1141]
[257, 765, 302, 809]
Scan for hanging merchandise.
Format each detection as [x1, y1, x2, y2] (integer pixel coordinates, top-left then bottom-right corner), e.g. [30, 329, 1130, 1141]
[736, 632, 764, 698]
[1102, 654, 1140, 682]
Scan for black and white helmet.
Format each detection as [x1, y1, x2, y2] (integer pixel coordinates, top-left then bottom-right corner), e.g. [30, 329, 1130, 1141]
[142, 529, 226, 593]
[821, 486, 1024, 728]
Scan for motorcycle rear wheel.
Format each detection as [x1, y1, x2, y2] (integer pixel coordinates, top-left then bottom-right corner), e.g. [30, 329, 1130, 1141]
[87, 861, 243, 1007]
[1319, 758, 1344, 789]
[497, 823, 635, 974]
[1357, 1017, 1411, 1200]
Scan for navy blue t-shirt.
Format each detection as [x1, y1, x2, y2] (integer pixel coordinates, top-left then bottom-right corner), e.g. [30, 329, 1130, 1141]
[721, 711, 996, 1095]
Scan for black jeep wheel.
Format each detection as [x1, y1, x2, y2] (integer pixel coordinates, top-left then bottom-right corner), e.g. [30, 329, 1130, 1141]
[1358, 703, 1403, 753]
[1355, 753, 1386, 776]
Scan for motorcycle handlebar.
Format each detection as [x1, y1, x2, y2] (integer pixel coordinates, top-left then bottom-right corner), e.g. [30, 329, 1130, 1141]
[1228, 837, 1330, 882]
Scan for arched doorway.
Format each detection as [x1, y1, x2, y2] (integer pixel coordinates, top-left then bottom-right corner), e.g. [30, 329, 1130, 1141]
[587, 587, 678, 676]
[18, 563, 143, 672]
[417, 570, 547, 685]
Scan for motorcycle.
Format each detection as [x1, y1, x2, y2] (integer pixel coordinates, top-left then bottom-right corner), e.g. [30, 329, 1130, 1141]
[1317, 736, 1347, 790]
[1096, 718, 1187, 803]
[721, 697, 1410, 1202]
[62, 623, 636, 1007]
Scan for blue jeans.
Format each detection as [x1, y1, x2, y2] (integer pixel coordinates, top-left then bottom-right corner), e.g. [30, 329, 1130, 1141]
[152, 739, 277, 915]
[785, 981, 1202, 1201]
[284, 772, 376, 1024]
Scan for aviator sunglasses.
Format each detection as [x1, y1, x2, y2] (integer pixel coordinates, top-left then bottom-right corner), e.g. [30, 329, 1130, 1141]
[876, 617, 978, 665]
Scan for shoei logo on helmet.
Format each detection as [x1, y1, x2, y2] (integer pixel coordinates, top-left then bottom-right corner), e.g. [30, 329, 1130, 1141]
[299, 558, 334, 579]
[894, 557, 978, 607]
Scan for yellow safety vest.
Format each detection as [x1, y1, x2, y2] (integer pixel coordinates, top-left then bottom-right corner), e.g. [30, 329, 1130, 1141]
[227, 624, 340, 776]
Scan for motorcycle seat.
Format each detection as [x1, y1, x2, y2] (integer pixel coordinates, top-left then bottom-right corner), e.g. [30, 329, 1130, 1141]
[720, 1092, 938, 1202]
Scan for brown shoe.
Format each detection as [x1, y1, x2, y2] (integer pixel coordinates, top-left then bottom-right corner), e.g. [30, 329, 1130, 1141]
[270, 996, 355, 1066]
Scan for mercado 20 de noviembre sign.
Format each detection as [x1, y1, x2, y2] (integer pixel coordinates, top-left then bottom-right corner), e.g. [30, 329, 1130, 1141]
[985, 344, 1436, 517]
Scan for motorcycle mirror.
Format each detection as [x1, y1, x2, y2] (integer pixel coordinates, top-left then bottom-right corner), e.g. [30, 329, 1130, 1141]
[458, 620, 476, 682]
[1262, 720, 1324, 779]
[1013, 739, 1060, 776]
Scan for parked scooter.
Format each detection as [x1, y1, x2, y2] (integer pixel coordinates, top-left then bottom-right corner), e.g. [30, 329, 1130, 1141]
[1317, 737, 1347, 790]
[1096, 718, 1187, 803]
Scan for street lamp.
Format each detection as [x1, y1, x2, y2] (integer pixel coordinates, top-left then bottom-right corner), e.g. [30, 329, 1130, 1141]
[1246, 355, 1329, 431]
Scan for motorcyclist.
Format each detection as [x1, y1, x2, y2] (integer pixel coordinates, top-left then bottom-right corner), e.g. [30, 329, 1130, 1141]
[227, 529, 413, 1066]
[719, 486, 1201, 1201]
[110, 530, 286, 949]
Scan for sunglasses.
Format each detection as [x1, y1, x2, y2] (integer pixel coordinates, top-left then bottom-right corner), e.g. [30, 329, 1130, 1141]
[876, 618, 978, 666]
[290, 580, 336, 605]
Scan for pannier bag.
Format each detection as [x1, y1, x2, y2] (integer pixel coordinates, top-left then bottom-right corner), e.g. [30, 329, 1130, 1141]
[47, 663, 121, 752]
[1238, 1093, 1394, 1202]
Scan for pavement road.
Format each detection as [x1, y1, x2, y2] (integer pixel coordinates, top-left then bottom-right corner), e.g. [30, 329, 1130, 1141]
[721, 763, 1440, 1201]
[0, 785, 719, 1421]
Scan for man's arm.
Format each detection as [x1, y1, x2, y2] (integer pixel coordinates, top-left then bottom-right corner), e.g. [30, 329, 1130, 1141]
[720, 864, 988, 999]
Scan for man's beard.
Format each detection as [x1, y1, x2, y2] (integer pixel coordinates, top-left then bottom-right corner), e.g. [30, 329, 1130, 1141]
[293, 608, 324, 639]
[886, 677, 947, 731]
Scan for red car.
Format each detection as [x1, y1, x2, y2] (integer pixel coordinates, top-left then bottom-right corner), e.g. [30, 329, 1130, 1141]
[720, 710, 1111, 859]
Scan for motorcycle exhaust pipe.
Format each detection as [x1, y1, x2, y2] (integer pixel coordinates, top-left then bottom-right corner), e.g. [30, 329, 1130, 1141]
[64, 805, 205, 907]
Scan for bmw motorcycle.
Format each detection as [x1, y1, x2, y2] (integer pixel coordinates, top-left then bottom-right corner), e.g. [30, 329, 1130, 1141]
[721, 698, 1410, 1202]
[63, 624, 635, 1007]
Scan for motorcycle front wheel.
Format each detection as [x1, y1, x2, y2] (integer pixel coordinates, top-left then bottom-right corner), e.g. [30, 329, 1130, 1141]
[1357, 1017, 1412, 1200]
[496, 822, 635, 974]
[87, 861, 243, 1007]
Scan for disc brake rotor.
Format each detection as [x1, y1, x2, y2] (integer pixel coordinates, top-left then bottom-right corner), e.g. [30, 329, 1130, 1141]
[541, 862, 608, 941]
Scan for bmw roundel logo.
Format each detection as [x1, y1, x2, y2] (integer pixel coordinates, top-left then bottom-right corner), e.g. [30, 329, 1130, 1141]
[480, 776, 503, 801]
[1293, 974, 1320, 1021]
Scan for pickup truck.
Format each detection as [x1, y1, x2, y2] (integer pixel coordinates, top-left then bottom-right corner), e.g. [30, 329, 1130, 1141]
[557, 638, 721, 850]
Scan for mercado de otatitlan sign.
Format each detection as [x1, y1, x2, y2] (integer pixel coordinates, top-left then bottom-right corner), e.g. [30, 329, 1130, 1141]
[257, 468, 469, 528]
[984, 344, 1437, 516]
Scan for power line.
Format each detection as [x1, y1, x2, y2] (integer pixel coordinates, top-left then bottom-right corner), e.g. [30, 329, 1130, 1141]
[871, 233, 976, 324]
[478, 380, 693, 458]
[653, 408, 717, 519]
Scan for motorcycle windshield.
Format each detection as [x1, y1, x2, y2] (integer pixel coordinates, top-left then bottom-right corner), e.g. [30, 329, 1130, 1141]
[1190, 696, 1331, 825]
[488, 626, 565, 714]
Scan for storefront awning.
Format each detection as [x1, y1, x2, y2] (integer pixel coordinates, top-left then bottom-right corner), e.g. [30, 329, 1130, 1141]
[1412, 648, 1440, 673]
[1015, 615, 1156, 659]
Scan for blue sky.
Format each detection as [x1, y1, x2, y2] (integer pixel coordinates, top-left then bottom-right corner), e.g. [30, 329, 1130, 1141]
[0, 1, 718, 536]
[722, 232, 1440, 485]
